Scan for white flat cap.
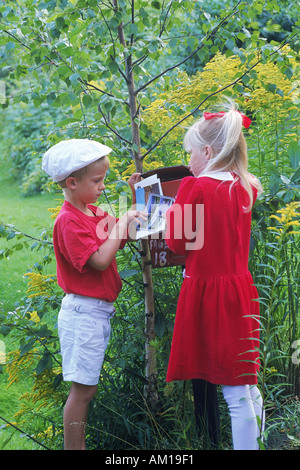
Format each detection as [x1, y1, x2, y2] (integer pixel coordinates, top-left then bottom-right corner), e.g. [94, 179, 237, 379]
[42, 139, 112, 182]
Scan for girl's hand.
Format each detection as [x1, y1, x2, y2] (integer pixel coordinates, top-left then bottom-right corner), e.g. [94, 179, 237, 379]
[127, 173, 142, 190]
[127, 173, 142, 206]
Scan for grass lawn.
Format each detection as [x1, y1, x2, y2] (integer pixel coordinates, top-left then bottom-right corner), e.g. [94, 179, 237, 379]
[0, 165, 58, 311]
[0, 160, 59, 449]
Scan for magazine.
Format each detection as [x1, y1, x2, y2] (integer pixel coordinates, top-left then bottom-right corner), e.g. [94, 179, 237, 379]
[134, 175, 174, 239]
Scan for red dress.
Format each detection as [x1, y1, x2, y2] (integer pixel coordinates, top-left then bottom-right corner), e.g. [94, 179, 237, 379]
[165, 174, 260, 386]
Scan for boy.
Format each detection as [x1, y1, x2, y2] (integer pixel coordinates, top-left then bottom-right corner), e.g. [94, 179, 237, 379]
[42, 139, 143, 450]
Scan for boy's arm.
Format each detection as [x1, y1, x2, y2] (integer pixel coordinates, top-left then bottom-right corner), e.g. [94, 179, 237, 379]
[87, 209, 145, 271]
[120, 172, 142, 243]
[88, 173, 143, 270]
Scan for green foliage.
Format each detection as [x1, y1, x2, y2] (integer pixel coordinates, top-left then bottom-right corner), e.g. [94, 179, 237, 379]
[0, 101, 70, 195]
[0, 0, 299, 450]
[250, 202, 300, 397]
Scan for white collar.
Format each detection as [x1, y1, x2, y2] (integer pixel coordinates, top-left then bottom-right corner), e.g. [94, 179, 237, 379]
[197, 171, 234, 181]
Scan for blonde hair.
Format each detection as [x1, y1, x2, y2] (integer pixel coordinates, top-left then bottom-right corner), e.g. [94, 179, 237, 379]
[58, 156, 110, 188]
[184, 100, 263, 211]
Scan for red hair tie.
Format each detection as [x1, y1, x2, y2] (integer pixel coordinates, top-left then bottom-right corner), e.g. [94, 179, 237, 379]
[203, 110, 252, 129]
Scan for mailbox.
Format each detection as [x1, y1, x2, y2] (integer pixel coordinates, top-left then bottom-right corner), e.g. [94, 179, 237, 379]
[141, 165, 192, 268]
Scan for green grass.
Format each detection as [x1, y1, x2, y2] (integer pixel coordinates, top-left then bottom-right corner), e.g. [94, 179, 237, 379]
[0, 161, 59, 449]
[0, 165, 58, 312]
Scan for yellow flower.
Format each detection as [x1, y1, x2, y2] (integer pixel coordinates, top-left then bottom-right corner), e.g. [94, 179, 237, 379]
[121, 154, 165, 178]
[28, 310, 40, 323]
[268, 202, 300, 238]
[141, 48, 298, 159]
[270, 215, 284, 223]
[24, 272, 56, 299]
[36, 426, 63, 441]
[48, 205, 62, 219]
[6, 349, 37, 388]
[48, 198, 63, 219]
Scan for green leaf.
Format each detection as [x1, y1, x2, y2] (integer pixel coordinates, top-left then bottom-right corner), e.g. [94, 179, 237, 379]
[266, 83, 277, 93]
[36, 352, 52, 375]
[55, 17, 66, 30]
[265, 162, 280, 177]
[82, 94, 92, 108]
[107, 60, 118, 74]
[225, 38, 235, 51]
[7, 232, 15, 240]
[0, 325, 11, 336]
[242, 74, 250, 85]
[36, 325, 53, 338]
[288, 141, 300, 169]
[269, 176, 280, 196]
[47, 92, 56, 105]
[57, 65, 72, 78]
[69, 72, 80, 84]
[20, 338, 36, 357]
[119, 268, 139, 279]
[291, 166, 300, 183]
[151, 1, 161, 9]
[130, 23, 138, 35]
[53, 373, 63, 388]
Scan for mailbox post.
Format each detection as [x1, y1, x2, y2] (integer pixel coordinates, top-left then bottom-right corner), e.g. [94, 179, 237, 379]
[141, 164, 220, 448]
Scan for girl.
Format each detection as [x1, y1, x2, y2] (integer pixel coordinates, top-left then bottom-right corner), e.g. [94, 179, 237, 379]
[165, 101, 265, 450]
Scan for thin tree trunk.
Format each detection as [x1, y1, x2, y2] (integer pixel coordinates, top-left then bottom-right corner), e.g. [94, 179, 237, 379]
[112, 0, 158, 411]
[140, 237, 158, 410]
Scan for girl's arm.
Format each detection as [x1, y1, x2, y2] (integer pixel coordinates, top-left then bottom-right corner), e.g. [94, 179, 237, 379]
[127, 172, 141, 207]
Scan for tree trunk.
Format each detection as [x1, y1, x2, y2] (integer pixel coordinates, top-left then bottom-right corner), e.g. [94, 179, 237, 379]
[125, 56, 158, 412]
[140, 238, 158, 410]
[113, 0, 158, 411]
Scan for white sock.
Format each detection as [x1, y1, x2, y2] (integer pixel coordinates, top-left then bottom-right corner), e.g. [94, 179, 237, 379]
[221, 384, 265, 450]
[249, 384, 265, 442]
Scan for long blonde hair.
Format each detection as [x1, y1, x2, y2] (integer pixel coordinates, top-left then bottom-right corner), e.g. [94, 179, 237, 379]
[184, 100, 263, 211]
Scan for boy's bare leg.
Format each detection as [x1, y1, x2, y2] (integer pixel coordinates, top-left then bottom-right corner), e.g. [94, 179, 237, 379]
[63, 382, 98, 450]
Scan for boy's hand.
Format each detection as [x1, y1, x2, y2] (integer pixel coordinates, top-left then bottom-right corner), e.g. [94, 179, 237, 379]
[120, 209, 147, 241]
[88, 210, 147, 271]
[119, 209, 147, 227]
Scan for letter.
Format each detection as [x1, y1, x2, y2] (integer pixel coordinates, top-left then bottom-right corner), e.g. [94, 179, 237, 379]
[157, 455, 168, 464]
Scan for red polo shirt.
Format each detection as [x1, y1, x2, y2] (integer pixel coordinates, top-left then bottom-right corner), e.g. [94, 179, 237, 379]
[53, 201, 126, 302]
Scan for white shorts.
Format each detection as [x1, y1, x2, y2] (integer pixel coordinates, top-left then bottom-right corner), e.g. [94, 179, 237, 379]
[58, 294, 115, 386]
